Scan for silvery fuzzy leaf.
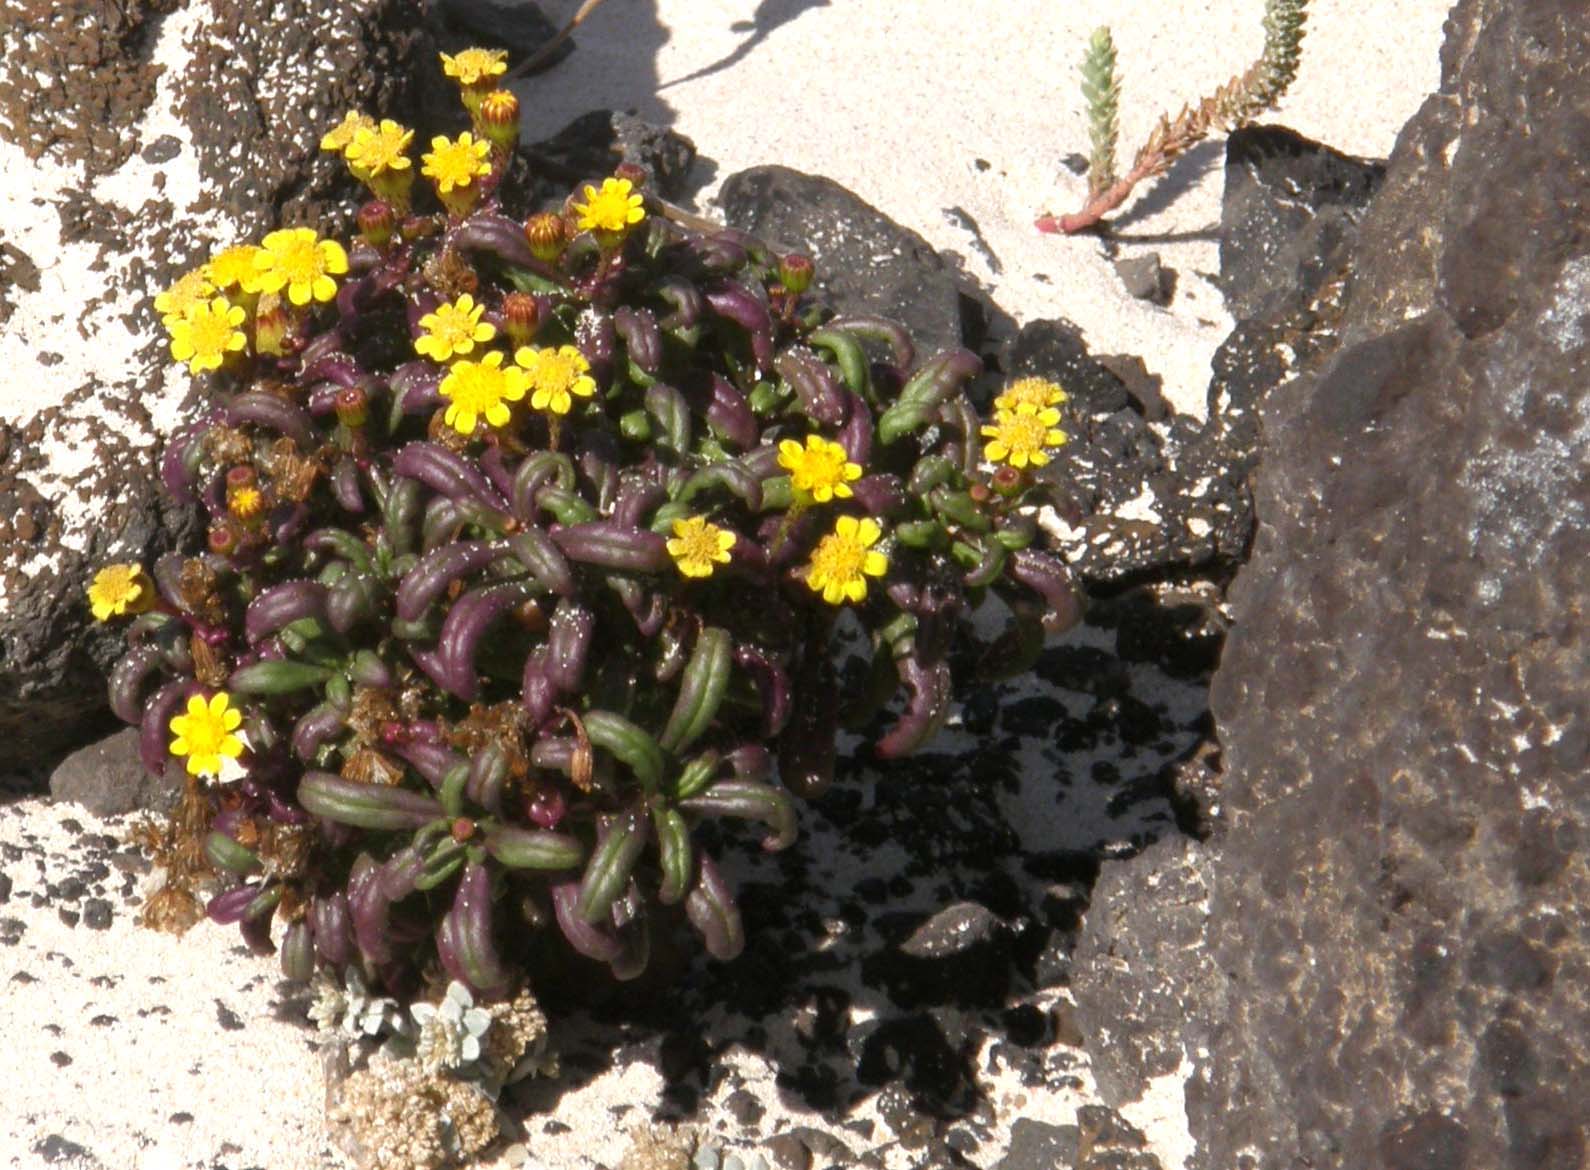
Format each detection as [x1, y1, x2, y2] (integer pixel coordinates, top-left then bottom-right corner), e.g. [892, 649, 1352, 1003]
[463, 1007, 492, 1036]
[461, 1033, 482, 1063]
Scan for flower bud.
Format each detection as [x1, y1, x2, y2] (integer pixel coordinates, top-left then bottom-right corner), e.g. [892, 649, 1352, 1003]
[225, 465, 266, 521]
[967, 481, 992, 504]
[208, 520, 240, 556]
[613, 161, 648, 190]
[334, 385, 369, 429]
[778, 253, 814, 295]
[501, 292, 541, 347]
[450, 817, 477, 843]
[477, 90, 520, 151]
[253, 294, 290, 357]
[524, 212, 567, 263]
[357, 200, 397, 249]
[991, 465, 1024, 498]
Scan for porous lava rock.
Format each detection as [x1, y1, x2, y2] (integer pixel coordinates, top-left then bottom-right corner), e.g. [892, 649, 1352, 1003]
[1074, 2, 1590, 1167]
[0, 0, 431, 775]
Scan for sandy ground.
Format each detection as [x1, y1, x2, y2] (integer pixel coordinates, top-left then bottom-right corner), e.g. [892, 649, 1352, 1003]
[0, 1, 1451, 1167]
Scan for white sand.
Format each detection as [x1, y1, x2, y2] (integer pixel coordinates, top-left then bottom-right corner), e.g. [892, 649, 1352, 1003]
[519, 0, 1450, 418]
[1, 1, 1451, 1167]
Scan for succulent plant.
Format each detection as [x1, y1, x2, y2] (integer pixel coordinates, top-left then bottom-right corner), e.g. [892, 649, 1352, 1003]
[95, 48, 1082, 1007]
[409, 980, 493, 1073]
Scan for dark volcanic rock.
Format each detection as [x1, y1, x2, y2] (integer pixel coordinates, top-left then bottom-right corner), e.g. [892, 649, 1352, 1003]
[524, 110, 699, 202]
[429, 0, 566, 62]
[718, 165, 964, 359]
[1112, 252, 1175, 306]
[1075, 3, 1590, 1168]
[1072, 837, 1217, 1105]
[50, 727, 181, 817]
[993, 1119, 1077, 1170]
[1217, 125, 1386, 321]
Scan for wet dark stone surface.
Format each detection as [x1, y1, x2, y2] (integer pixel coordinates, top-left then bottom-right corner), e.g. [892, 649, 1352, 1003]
[1072, 3, 1590, 1167]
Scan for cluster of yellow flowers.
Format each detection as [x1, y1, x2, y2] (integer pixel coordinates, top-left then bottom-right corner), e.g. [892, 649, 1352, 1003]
[663, 433, 886, 602]
[156, 228, 348, 374]
[320, 49, 517, 217]
[980, 376, 1069, 469]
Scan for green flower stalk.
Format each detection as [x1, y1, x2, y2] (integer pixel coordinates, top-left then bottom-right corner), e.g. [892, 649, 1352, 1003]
[1040, 0, 1310, 234]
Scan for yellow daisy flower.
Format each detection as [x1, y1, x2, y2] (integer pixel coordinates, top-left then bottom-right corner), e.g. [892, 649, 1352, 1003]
[440, 47, 508, 88]
[169, 692, 245, 779]
[421, 132, 492, 194]
[345, 119, 414, 177]
[516, 344, 596, 416]
[993, 376, 1068, 417]
[572, 177, 646, 235]
[439, 350, 529, 434]
[153, 268, 215, 327]
[777, 434, 861, 504]
[414, 293, 496, 362]
[804, 515, 888, 605]
[667, 516, 736, 579]
[320, 110, 376, 154]
[205, 244, 263, 294]
[168, 296, 248, 373]
[980, 403, 1068, 469]
[87, 563, 154, 621]
[251, 227, 349, 307]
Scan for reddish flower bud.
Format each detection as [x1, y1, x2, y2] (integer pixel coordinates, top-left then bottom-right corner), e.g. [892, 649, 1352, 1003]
[524, 212, 567, 263]
[991, 465, 1024, 498]
[334, 384, 369, 429]
[613, 162, 648, 189]
[501, 292, 541, 347]
[253, 294, 290, 357]
[450, 817, 477, 843]
[967, 481, 992, 504]
[357, 200, 397, 248]
[476, 90, 520, 150]
[778, 253, 814, 295]
[207, 520, 240, 555]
